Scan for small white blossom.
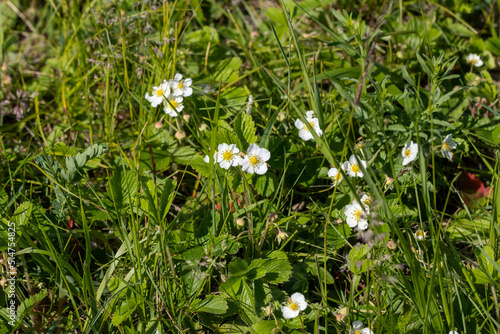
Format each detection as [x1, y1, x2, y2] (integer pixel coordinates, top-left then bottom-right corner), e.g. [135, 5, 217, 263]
[328, 167, 343, 186]
[163, 96, 184, 117]
[344, 201, 369, 230]
[415, 230, 427, 241]
[174, 131, 185, 140]
[466, 53, 483, 67]
[350, 321, 373, 334]
[204, 150, 217, 164]
[441, 134, 457, 161]
[358, 194, 372, 208]
[216, 143, 241, 169]
[449, 331, 459, 334]
[281, 292, 307, 319]
[240, 143, 270, 175]
[145, 80, 170, 108]
[342, 155, 367, 178]
[245, 95, 254, 114]
[276, 230, 288, 245]
[169, 73, 193, 97]
[294, 110, 322, 141]
[401, 141, 418, 166]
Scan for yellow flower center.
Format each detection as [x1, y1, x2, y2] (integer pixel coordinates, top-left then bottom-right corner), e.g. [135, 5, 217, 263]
[404, 149, 412, 157]
[335, 174, 342, 182]
[156, 89, 164, 97]
[170, 100, 179, 108]
[470, 59, 477, 65]
[222, 150, 233, 161]
[416, 231, 425, 238]
[354, 331, 362, 334]
[178, 82, 184, 89]
[354, 209, 363, 221]
[289, 301, 299, 311]
[351, 163, 360, 173]
[443, 142, 450, 150]
[249, 155, 259, 165]
[363, 197, 371, 205]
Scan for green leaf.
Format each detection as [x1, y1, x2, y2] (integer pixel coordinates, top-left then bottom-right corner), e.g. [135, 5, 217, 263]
[185, 26, 220, 47]
[111, 298, 138, 326]
[305, 259, 334, 284]
[11, 202, 33, 226]
[326, 223, 351, 250]
[348, 244, 373, 274]
[249, 250, 293, 284]
[254, 173, 278, 197]
[234, 113, 258, 150]
[477, 245, 495, 276]
[251, 320, 279, 334]
[229, 257, 250, 276]
[191, 295, 228, 314]
[16, 291, 48, 319]
[491, 125, 500, 145]
[191, 154, 214, 178]
[108, 169, 138, 210]
[213, 57, 242, 83]
[486, 37, 500, 56]
[387, 124, 407, 132]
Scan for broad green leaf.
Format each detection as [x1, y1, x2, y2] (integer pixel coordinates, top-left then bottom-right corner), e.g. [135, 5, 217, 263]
[185, 26, 220, 47]
[191, 295, 228, 314]
[234, 113, 258, 150]
[251, 320, 279, 334]
[486, 37, 500, 56]
[11, 202, 33, 226]
[111, 298, 138, 326]
[213, 57, 242, 83]
[254, 173, 278, 197]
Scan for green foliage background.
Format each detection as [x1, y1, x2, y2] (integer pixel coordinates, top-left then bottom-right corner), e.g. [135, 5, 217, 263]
[0, 0, 499, 333]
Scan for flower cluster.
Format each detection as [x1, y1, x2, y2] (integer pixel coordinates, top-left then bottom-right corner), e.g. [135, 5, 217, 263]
[145, 73, 193, 117]
[206, 143, 271, 175]
[295, 110, 323, 141]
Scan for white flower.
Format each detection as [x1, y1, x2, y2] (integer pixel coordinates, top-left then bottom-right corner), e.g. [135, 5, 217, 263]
[240, 143, 270, 175]
[441, 134, 457, 161]
[163, 96, 184, 117]
[216, 143, 241, 169]
[415, 230, 427, 241]
[342, 155, 367, 178]
[170, 73, 193, 97]
[350, 321, 373, 334]
[466, 53, 483, 67]
[401, 141, 418, 166]
[294, 110, 322, 141]
[328, 167, 343, 186]
[359, 194, 372, 208]
[245, 95, 254, 114]
[174, 131, 185, 140]
[203, 151, 217, 164]
[449, 331, 459, 334]
[145, 80, 170, 108]
[276, 230, 288, 245]
[344, 201, 369, 230]
[281, 292, 307, 319]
